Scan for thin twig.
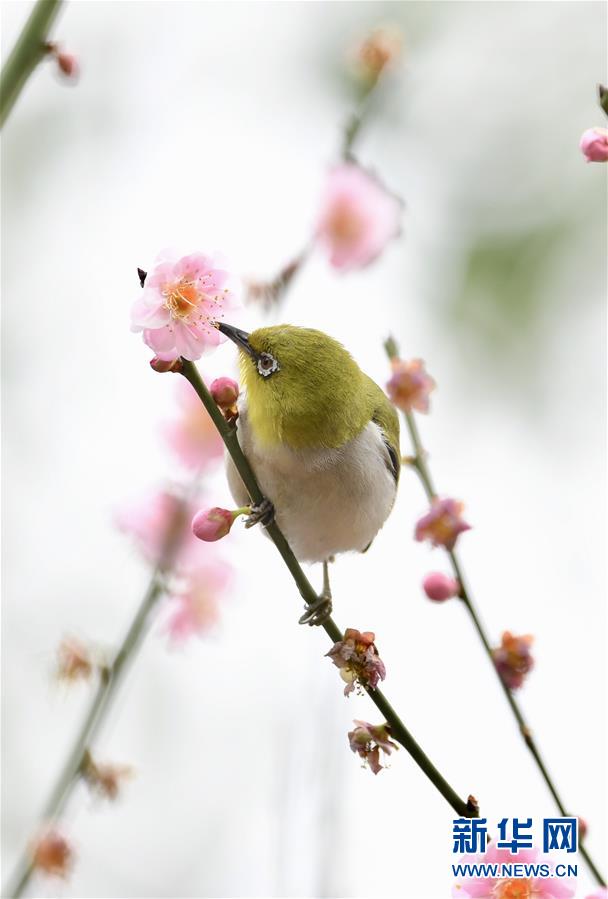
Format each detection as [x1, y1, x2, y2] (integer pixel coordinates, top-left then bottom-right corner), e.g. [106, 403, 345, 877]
[3, 571, 166, 898]
[180, 359, 479, 819]
[384, 338, 606, 887]
[1, 0, 62, 128]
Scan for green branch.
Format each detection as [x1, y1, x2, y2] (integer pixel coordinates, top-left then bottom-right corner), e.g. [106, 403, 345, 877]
[1, 0, 63, 128]
[385, 338, 606, 887]
[180, 359, 479, 819]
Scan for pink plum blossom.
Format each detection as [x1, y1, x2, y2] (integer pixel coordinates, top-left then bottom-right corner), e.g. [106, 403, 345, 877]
[55, 637, 93, 683]
[415, 497, 471, 550]
[348, 720, 398, 774]
[192, 506, 247, 542]
[131, 252, 236, 361]
[316, 164, 401, 270]
[386, 358, 436, 413]
[492, 631, 534, 690]
[452, 844, 575, 898]
[115, 489, 202, 571]
[31, 829, 73, 879]
[422, 571, 459, 601]
[82, 753, 133, 801]
[585, 890, 607, 899]
[164, 565, 231, 643]
[326, 628, 386, 696]
[162, 379, 224, 471]
[579, 128, 608, 162]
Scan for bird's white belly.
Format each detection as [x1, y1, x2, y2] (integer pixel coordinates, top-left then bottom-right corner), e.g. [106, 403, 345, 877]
[226, 409, 397, 563]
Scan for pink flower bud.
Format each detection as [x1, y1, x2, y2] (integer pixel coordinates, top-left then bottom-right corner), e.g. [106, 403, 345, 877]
[210, 377, 239, 411]
[56, 52, 79, 80]
[149, 356, 182, 373]
[579, 127, 608, 162]
[192, 506, 244, 542]
[422, 572, 459, 602]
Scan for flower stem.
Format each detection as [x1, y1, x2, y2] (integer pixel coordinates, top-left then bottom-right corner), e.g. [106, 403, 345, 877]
[180, 359, 478, 819]
[0, 0, 62, 128]
[3, 571, 166, 899]
[384, 340, 606, 886]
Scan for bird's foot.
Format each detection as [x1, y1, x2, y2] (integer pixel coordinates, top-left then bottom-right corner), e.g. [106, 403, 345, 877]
[299, 594, 333, 627]
[244, 497, 275, 529]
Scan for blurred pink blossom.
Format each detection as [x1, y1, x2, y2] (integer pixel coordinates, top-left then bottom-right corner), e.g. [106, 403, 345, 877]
[316, 164, 401, 270]
[163, 380, 224, 471]
[131, 253, 236, 361]
[164, 565, 231, 643]
[585, 889, 607, 899]
[386, 358, 436, 413]
[55, 637, 93, 683]
[422, 572, 459, 601]
[31, 829, 73, 879]
[115, 489, 202, 570]
[415, 497, 471, 550]
[452, 844, 575, 898]
[579, 128, 608, 162]
[492, 631, 534, 690]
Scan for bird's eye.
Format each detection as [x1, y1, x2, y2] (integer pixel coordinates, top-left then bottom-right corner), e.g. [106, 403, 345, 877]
[257, 352, 280, 378]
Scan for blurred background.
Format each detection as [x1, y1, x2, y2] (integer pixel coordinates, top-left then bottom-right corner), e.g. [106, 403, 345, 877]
[1, 2, 606, 897]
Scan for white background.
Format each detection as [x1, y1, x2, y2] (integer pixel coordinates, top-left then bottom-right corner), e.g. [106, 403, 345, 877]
[1, 2, 606, 897]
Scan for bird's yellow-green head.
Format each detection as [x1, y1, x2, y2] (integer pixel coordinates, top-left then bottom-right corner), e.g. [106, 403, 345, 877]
[217, 323, 399, 464]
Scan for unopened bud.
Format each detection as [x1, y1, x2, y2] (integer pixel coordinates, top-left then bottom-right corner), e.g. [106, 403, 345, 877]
[422, 572, 459, 602]
[210, 377, 239, 413]
[579, 127, 608, 163]
[56, 52, 78, 79]
[191, 506, 247, 542]
[150, 356, 182, 373]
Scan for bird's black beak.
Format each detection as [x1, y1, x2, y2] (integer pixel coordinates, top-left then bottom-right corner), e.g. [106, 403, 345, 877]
[216, 322, 256, 359]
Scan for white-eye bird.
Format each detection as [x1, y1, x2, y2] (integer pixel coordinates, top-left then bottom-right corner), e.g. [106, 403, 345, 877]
[217, 323, 400, 625]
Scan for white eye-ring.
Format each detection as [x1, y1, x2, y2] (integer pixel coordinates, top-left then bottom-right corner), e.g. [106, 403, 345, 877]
[257, 352, 280, 378]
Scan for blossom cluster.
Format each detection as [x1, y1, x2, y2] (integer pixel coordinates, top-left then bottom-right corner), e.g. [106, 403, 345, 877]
[326, 628, 386, 696]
